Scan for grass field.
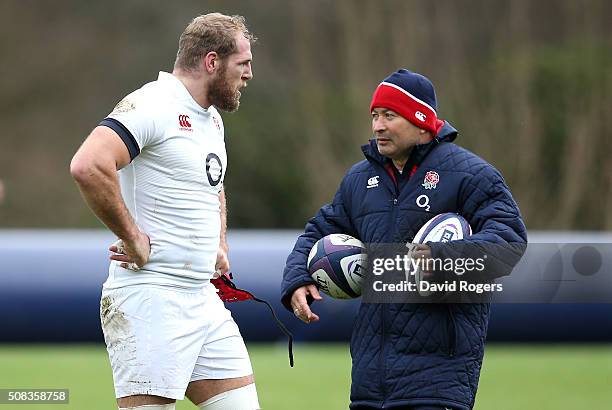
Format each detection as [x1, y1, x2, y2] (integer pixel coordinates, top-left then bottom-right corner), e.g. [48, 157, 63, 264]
[0, 343, 610, 409]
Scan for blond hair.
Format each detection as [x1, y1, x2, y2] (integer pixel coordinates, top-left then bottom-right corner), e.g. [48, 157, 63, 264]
[174, 13, 256, 71]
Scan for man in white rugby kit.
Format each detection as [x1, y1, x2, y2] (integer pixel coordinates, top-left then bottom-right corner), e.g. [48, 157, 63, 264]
[70, 13, 259, 410]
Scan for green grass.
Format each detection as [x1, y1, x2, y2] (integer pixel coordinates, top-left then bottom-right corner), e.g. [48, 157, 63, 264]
[0, 343, 610, 409]
[477, 344, 612, 409]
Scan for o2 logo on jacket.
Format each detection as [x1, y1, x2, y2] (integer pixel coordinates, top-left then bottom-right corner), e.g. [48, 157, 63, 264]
[416, 194, 431, 211]
[205, 153, 223, 186]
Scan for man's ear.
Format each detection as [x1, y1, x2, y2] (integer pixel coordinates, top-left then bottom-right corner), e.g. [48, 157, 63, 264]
[203, 51, 219, 74]
[419, 129, 433, 143]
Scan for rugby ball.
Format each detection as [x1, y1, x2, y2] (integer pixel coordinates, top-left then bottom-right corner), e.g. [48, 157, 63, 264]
[409, 213, 472, 296]
[307, 234, 367, 299]
[413, 212, 472, 244]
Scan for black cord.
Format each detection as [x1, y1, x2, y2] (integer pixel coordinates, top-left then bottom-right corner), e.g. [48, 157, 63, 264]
[250, 296, 294, 368]
[220, 273, 295, 367]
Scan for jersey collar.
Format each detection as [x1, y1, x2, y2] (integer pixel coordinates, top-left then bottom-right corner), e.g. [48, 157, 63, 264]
[157, 71, 213, 115]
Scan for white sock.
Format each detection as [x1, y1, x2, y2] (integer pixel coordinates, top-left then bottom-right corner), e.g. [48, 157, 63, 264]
[197, 384, 260, 409]
[120, 403, 176, 410]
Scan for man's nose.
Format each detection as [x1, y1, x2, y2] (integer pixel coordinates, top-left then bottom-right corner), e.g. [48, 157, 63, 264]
[373, 118, 386, 133]
[243, 63, 253, 81]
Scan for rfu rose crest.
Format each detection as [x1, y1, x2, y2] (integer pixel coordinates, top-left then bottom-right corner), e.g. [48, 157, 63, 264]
[422, 170, 440, 190]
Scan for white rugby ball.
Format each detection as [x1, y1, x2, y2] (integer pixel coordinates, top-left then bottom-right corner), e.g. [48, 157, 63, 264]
[409, 213, 472, 296]
[413, 212, 472, 243]
[307, 234, 367, 299]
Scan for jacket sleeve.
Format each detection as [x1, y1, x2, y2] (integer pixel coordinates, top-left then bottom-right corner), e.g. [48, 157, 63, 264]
[428, 164, 528, 281]
[280, 175, 357, 310]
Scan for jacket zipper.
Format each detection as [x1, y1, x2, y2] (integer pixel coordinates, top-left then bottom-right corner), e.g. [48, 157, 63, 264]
[380, 191, 400, 407]
[447, 305, 457, 357]
[380, 303, 387, 407]
[376, 160, 405, 407]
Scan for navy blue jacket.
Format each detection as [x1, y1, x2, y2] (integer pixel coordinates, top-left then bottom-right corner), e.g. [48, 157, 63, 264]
[281, 122, 527, 409]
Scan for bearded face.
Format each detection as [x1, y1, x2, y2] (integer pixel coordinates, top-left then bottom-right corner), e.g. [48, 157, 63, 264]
[208, 61, 241, 112]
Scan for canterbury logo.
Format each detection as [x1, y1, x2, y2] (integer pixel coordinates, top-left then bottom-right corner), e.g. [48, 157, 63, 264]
[178, 114, 192, 128]
[415, 111, 426, 122]
[367, 176, 379, 189]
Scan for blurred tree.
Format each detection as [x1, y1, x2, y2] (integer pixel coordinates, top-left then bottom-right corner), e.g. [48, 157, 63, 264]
[0, 179, 5, 206]
[0, 0, 610, 230]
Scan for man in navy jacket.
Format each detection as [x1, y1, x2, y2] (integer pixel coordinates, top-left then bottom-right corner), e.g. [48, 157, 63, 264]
[281, 69, 527, 410]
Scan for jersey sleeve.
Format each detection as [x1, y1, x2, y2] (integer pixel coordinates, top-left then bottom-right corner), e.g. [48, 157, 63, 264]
[99, 93, 160, 161]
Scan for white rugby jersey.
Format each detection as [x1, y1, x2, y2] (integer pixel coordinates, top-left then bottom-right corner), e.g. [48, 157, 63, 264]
[101, 72, 227, 289]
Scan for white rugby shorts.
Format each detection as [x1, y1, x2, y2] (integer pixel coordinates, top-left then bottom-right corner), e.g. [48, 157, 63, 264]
[100, 282, 253, 399]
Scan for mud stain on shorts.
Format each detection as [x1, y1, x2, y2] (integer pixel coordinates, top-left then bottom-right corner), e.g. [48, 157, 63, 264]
[101, 295, 113, 323]
[100, 295, 137, 364]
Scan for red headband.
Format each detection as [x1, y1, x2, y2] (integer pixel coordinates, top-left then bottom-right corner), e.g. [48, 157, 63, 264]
[370, 82, 444, 136]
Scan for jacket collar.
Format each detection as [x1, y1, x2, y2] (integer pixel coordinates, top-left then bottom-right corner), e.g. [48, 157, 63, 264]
[361, 120, 458, 166]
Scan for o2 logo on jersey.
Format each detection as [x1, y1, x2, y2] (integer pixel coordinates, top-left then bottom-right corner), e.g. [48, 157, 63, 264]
[205, 153, 223, 186]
